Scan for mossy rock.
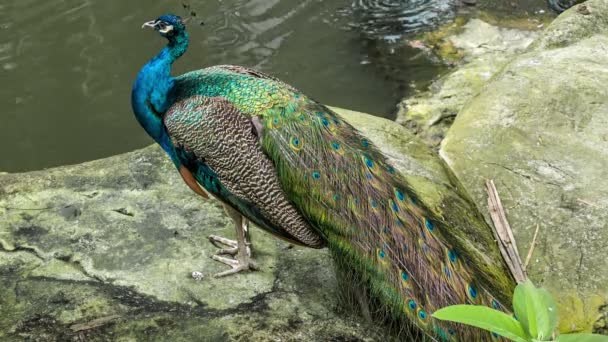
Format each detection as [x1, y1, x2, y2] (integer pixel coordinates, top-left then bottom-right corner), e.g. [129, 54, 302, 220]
[441, 0, 608, 334]
[0, 111, 375, 341]
[398, 19, 538, 147]
[0, 107, 510, 340]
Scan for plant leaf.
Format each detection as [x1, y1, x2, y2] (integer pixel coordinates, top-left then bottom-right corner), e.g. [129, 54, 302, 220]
[513, 280, 557, 340]
[513, 281, 531, 334]
[557, 333, 608, 342]
[432, 305, 530, 342]
[536, 287, 558, 338]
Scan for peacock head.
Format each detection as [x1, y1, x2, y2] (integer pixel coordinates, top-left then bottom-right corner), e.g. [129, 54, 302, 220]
[142, 14, 187, 40]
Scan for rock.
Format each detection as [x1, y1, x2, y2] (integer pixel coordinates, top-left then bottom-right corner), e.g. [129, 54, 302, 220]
[441, 0, 608, 334]
[450, 19, 538, 58]
[0, 116, 376, 340]
[0, 107, 510, 340]
[531, 0, 608, 49]
[548, 0, 587, 13]
[397, 19, 539, 147]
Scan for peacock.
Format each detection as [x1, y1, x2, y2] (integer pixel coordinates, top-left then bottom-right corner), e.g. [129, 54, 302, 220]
[131, 14, 515, 341]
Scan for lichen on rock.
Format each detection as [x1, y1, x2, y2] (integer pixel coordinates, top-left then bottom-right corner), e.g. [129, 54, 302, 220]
[441, 0, 608, 333]
[0, 129, 381, 340]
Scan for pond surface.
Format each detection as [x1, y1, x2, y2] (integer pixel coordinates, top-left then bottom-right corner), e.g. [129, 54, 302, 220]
[1, 0, 553, 172]
[0, 0, 457, 172]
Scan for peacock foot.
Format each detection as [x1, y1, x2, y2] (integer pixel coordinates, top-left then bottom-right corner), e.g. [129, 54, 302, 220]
[207, 205, 257, 277]
[208, 234, 257, 277]
[208, 235, 251, 257]
[211, 254, 258, 277]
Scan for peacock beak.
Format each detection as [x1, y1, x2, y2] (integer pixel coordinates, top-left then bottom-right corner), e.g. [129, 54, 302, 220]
[141, 20, 158, 29]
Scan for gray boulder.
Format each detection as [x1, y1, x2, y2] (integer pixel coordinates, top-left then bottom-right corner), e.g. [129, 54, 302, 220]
[441, 0, 608, 333]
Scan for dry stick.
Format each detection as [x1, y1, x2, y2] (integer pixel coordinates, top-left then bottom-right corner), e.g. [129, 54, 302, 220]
[524, 224, 541, 269]
[485, 180, 528, 284]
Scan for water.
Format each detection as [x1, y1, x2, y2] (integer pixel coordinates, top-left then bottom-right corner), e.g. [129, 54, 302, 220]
[350, 0, 456, 38]
[0, 0, 462, 172]
[1, 0, 556, 173]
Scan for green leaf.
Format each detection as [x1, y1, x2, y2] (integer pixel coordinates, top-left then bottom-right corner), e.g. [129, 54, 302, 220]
[513, 280, 558, 340]
[557, 333, 608, 342]
[535, 286, 558, 338]
[432, 305, 530, 342]
[513, 281, 532, 334]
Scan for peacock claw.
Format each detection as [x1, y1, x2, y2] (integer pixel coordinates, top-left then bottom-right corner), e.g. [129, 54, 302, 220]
[208, 236, 256, 276]
[208, 235, 252, 257]
[211, 255, 258, 277]
[217, 246, 238, 256]
[208, 206, 256, 277]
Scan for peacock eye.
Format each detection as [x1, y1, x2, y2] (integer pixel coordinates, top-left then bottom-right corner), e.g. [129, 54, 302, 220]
[157, 22, 166, 30]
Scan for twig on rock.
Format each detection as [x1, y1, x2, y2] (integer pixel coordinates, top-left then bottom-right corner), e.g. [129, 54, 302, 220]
[524, 224, 540, 270]
[485, 180, 527, 283]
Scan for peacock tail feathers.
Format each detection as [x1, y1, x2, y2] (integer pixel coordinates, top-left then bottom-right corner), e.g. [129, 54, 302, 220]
[245, 84, 514, 340]
[169, 65, 515, 340]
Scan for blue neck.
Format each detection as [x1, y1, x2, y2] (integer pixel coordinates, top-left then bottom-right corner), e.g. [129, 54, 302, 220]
[131, 31, 189, 160]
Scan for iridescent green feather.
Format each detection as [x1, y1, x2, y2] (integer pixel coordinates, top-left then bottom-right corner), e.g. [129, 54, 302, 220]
[171, 66, 515, 341]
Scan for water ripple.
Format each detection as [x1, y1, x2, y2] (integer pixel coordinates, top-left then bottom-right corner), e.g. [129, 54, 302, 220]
[2, 0, 441, 171]
[350, 0, 456, 38]
[200, 0, 315, 68]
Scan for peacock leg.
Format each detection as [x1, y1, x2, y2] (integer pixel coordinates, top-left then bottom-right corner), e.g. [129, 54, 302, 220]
[210, 204, 258, 277]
